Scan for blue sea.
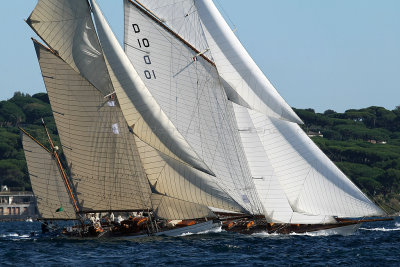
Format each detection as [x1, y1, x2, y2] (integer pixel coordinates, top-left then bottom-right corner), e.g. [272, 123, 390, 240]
[0, 218, 399, 266]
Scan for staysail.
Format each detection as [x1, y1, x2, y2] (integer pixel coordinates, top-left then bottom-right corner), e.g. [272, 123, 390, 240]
[33, 40, 153, 212]
[123, 0, 263, 214]
[22, 132, 77, 220]
[248, 111, 385, 218]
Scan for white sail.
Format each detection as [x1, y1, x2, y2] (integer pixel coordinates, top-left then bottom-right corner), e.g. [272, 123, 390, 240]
[248, 111, 385, 218]
[233, 103, 335, 224]
[134, 0, 211, 58]
[22, 132, 77, 220]
[90, 0, 216, 177]
[27, 0, 113, 96]
[33, 41, 153, 212]
[123, 0, 263, 214]
[135, 0, 302, 124]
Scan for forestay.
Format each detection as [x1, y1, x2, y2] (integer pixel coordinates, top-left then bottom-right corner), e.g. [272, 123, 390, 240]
[22, 133, 77, 220]
[123, 0, 263, 214]
[33, 41, 153, 212]
[27, 0, 113, 96]
[135, 0, 302, 124]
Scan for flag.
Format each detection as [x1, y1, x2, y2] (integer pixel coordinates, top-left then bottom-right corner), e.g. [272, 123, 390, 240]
[56, 206, 63, 212]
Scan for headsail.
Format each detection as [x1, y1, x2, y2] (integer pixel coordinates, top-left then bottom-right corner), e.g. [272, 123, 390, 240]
[123, 0, 263, 214]
[248, 110, 385, 218]
[22, 131, 77, 220]
[33, 40, 153, 212]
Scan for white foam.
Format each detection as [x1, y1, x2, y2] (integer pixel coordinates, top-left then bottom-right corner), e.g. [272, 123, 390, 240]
[360, 227, 400, 232]
[178, 226, 223, 236]
[1, 233, 19, 237]
[251, 231, 330, 237]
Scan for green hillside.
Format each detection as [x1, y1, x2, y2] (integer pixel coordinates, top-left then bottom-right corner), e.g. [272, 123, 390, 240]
[1, 92, 399, 213]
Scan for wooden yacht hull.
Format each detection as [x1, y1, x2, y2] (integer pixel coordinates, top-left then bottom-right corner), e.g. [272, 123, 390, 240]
[119, 220, 220, 239]
[223, 217, 391, 235]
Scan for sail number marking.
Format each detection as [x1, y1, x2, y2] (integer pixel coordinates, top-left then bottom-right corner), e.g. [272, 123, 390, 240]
[132, 23, 156, 79]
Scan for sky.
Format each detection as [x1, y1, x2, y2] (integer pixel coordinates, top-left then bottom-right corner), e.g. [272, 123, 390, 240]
[1, 0, 399, 113]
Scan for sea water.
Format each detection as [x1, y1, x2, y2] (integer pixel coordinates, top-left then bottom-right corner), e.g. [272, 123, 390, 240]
[0, 218, 399, 266]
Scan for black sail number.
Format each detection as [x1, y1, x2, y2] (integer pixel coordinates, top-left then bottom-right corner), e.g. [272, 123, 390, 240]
[137, 38, 149, 48]
[144, 70, 156, 79]
[132, 23, 156, 79]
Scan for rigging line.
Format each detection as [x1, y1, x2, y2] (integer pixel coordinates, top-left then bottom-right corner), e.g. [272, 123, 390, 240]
[128, 0, 215, 67]
[19, 127, 51, 154]
[124, 42, 150, 54]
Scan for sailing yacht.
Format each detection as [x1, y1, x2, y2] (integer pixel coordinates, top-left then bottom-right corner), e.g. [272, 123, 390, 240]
[23, 0, 389, 237]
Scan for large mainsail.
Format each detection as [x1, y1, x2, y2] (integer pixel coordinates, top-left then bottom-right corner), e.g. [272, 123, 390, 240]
[122, 0, 263, 214]
[33, 40, 153, 212]
[135, 0, 302, 124]
[22, 132, 77, 220]
[128, 0, 385, 221]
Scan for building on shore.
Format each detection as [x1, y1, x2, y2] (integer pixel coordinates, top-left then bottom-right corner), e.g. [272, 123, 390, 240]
[0, 186, 37, 221]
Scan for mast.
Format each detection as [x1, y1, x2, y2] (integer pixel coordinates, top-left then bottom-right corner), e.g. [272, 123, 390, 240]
[41, 118, 80, 214]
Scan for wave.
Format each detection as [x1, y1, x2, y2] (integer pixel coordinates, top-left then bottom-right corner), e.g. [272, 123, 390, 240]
[251, 231, 331, 237]
[0, 233, 32, 239]
[178, 226, 222, 237]
[360, 227, 400, 232]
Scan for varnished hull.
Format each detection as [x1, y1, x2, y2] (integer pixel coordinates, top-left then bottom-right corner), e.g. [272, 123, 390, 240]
[221, 217, 394, 235]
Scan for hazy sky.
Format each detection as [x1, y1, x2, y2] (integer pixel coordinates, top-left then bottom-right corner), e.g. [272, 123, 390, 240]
[1, 0, 399, 113]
